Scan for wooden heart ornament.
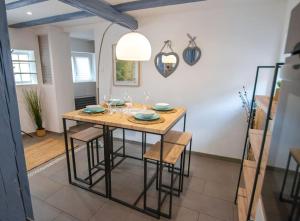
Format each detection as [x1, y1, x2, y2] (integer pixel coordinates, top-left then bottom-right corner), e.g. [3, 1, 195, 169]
[155, 52, 179, 78]
[183, 46, 201, 66]
[183, 34, 201, 66]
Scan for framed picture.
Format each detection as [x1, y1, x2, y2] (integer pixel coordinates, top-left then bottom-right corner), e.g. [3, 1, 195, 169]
[113, 44, 140, 87]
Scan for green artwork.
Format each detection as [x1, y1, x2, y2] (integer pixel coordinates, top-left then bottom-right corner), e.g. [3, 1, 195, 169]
[113, 44, 140, 86]
[116, 60, 136, 81]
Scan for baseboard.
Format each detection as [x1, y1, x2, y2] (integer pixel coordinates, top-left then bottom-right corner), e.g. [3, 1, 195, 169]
[114, 137, 241, 164]
[192, 151, 241, 163]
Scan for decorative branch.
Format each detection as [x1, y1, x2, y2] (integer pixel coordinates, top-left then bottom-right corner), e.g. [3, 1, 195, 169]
[238, 86, 251, 122]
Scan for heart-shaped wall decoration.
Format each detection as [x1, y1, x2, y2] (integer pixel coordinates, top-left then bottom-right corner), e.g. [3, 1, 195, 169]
[183, 46, 201, 66]
[155, 52, 179, 78]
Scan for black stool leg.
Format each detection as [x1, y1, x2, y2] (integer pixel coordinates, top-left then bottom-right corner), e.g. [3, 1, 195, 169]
[181, 150, 186, 192]
[91, 140, 95, 168]
[86, 142, 93, 185]
[169, 164, 174, 219]
[291, 165, 299, 198]
[186, 138, 192, 177]
[122, 129, 126, 157]
[70, 138, 77, 179]
[178, 154, 184, 196]
[96, 138, 100, 164]
[144, 159, 147, 210]
[156, 161, 159, 190]
[289, 177, 300, 221]
[142, 132, 145, 160]
[280, 153, 292, 201]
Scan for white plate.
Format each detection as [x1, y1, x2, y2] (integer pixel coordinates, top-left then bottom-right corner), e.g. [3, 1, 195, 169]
[155, 103, 170, 108]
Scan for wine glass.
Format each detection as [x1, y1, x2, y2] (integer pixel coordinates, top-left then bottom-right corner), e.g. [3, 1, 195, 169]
[143, 91, 150, 109]
[103, 94, 112, 114]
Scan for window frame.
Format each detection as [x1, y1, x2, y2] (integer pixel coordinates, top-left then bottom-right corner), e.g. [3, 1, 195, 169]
[11, 49, 38, 86]
[71, 52, 96, 83]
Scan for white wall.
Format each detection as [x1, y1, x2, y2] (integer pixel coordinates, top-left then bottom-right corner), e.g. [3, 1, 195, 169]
[9, 28, 43, 133]
[48, 27, 75, 132]
[93, 0, 287, 159]
[71, 38, 94, 53]
[9, 27, 75, 133]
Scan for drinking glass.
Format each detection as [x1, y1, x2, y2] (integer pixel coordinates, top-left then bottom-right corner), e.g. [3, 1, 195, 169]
[103, 94, 112, 114]
[144, 91, 150, 109]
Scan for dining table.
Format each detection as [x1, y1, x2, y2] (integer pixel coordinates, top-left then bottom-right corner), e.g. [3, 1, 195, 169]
[62, 103, 187, 218]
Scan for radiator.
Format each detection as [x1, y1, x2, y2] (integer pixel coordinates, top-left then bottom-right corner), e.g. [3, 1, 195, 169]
[74, 96, 96, 110]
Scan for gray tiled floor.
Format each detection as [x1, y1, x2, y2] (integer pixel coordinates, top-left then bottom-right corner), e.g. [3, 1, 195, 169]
[28, 141, 240, 221]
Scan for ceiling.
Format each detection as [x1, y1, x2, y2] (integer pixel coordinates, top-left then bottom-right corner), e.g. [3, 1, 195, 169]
[5, 0, 205, 40]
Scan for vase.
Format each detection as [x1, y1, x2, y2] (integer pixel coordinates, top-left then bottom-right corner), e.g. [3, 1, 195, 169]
[36, 128, 46, 137]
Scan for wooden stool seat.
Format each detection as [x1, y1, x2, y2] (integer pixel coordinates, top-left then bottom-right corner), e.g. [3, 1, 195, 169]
[144, 142, 185, 165]
[164, 130, 192, 146]
[70, 127, 103, 142]
[291, 148, 300, 164]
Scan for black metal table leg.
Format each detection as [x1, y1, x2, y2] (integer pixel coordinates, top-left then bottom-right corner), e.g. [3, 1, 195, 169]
[157, 136, 164, 217]
[103, 125, 112, 198]
[63, 118, 72, 184]
[144, 159, 147, 210]
[110, 130, 114, 167]
[289, 177, 300, 221]
[123, 129, 126, 157]
[280, 153, 292, 201]
[291, 165, 299, 198]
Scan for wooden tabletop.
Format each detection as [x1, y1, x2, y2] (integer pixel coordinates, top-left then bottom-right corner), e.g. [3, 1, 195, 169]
[63, 104, 186, 135]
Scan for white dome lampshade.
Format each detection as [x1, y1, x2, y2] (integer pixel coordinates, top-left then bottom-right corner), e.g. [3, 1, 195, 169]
[116, 32, 151, 61]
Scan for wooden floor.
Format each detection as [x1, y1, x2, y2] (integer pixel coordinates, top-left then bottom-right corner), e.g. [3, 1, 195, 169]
[24, 137, 66, 171]
[22, 124, 91, 171]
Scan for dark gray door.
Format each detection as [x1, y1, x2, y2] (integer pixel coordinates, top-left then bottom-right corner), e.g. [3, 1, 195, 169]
[0, 1, 34, 220]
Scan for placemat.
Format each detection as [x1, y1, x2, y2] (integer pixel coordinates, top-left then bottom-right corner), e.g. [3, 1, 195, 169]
[128, 116, 165, 125]
[153, 108, 177, 114]
[79, 109, 108, 116]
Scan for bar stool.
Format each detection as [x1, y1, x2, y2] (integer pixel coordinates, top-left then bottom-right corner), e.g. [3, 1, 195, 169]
[70, 127, 104, 186]
[280, 148, 300, 221]
[164, 130, 192, 177]
[143, 142, 186, 218]
[93, 125, 124, 167]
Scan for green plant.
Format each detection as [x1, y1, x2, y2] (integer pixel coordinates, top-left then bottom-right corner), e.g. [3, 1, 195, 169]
[277, 80, 282, 88]
[23, 89, 43, 130]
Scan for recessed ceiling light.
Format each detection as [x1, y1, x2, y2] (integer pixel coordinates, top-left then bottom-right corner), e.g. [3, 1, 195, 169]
[26, 11, 32, 15]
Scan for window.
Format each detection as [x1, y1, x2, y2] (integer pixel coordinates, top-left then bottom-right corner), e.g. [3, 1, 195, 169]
[11, 49, 38, 85]
[71, 52, 95, 83]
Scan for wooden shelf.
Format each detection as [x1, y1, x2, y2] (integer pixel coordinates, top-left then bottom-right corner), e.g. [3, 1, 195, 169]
[255, 95, 278, 118]
[243, 160, 256, 201]
[249, 129, 272, 162]
[238, 188, 247, 221]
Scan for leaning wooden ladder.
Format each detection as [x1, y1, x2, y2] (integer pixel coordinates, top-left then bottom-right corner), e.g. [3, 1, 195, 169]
[234, 63, 283, 221]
